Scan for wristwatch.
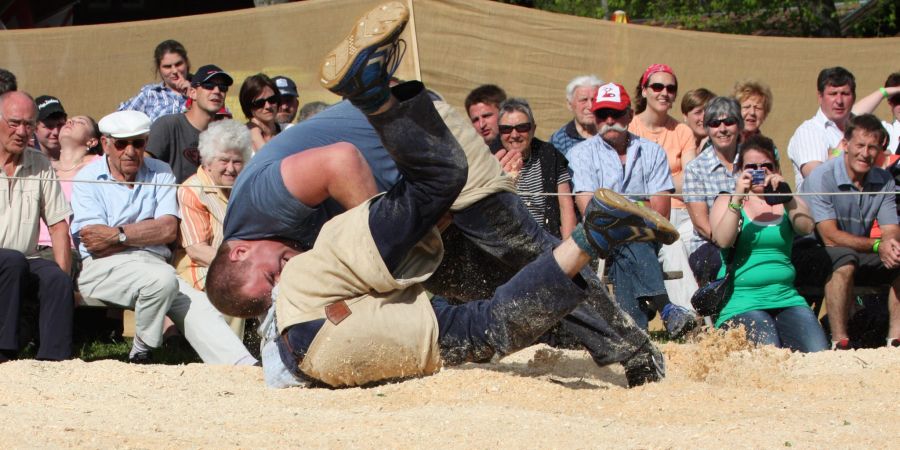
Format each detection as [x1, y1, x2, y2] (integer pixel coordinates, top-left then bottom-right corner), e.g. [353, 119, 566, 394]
[117, 226, 127, 244]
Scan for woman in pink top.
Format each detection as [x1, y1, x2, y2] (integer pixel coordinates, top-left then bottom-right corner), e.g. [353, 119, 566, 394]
[37, 116, 101, 255]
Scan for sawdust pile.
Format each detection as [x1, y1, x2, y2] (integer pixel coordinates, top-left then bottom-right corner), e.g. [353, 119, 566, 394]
[1, 331, 897, 448]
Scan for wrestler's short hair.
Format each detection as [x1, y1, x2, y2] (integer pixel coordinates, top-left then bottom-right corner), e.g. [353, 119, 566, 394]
[206, 242, 272, 318]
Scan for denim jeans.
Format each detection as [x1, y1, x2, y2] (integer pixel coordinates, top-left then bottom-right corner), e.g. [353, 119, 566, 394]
[608, 242, 667, 330]
[720, 306, 829, 352]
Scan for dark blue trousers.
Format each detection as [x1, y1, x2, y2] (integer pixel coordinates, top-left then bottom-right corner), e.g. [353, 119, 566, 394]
[0, 249, 73, 360]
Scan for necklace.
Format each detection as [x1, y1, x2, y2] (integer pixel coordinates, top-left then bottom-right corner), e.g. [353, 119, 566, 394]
[55, 156, 85, 172]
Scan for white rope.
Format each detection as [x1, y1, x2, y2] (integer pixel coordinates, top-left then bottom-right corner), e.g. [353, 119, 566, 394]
[0, 175, 895, 197]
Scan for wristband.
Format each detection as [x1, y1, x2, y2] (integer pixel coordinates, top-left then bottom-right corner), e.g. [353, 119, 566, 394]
[728, 202, 742, 210]
[880, 87, 890, 99]
[830, 148, 842, 157]
[873, 238, 881, 253]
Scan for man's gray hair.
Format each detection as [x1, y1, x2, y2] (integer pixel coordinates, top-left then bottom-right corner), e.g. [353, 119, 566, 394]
[703, 96, 744, 131]
[198, 119, 253, 165]
[565, 75, 603, 102]
[498, 98, 535, 125]
[299, 101, 329, 122]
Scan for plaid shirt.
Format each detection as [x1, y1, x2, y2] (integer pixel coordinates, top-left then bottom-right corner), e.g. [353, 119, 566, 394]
[683, 145, 737, 253]
[118, 82, 186, 123]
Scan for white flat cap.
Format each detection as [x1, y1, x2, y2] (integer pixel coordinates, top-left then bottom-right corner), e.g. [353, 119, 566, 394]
[98, 110, 151, 138]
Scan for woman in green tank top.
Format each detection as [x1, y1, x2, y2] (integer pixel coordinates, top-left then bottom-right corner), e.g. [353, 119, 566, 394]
[708, 135, 828, 352]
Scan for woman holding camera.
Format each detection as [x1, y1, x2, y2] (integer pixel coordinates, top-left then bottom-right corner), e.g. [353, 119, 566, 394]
[708, 135, 828, 352]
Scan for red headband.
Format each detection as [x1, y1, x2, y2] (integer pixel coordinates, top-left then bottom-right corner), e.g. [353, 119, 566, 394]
[641, 63, 676, 87]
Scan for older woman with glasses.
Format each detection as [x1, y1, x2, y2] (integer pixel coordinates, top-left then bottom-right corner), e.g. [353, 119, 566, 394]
[708, 135, 827, 351]
[683, 96, 744, 285]
[496, 98, 576, 239]
[175, 119, 252, 336]
[239, 74, 281, 153]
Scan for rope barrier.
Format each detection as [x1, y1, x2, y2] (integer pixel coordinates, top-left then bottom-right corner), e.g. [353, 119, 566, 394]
[0, 174, 896, 197]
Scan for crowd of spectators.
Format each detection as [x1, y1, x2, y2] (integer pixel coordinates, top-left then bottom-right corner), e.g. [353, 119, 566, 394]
[1, 37, 899, 366]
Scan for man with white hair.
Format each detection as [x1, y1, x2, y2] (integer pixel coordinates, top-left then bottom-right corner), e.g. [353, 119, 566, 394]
[0, 91, 73, 362]
[568, 82, 696, 338]
[71, 110, 255, 365]
[551, 75, 604, 156]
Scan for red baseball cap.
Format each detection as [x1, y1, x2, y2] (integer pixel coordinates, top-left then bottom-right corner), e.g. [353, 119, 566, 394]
[591, 82, 631, 112]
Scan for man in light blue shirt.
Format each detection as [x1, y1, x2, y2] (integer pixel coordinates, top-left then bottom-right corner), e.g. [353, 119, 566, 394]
[569, 82, 695, 338]
[71, 110, 255, 366]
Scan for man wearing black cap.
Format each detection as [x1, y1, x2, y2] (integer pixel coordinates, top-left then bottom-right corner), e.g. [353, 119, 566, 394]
[34, 95, 67, 160]
[273, 76, 299, 129]
[147, 64, 234, 183]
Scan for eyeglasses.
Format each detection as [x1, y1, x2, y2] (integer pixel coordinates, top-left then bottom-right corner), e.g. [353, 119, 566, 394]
[594, 109, 627, 121]
[197, 81, 229, 93]
[111, 138, 146, 150]
[250, 95, 280, 109]
[707, 117, 738, 128]
[499, 123, 533, 134]
[743, 163, 775, 171]
[3, 117, 37, 132]
[647, 83, 677, 94]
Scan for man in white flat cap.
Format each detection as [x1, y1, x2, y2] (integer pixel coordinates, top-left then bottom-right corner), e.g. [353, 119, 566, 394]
[70, 110, 256, 365]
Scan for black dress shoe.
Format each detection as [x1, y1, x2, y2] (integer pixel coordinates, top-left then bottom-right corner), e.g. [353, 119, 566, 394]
[128, 350, 153, 364]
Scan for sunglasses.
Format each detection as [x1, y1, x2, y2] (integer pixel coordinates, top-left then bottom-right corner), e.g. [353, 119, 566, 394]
[499, 123, 533, 134]
[647, 83, 677, 94]
[111, 138, 146, 150]
[250, 95, 280, 109]
[743, 163, 775, 171]
[197, 81, 229, 93]
[594, 109, 627, 121]
[707, 117, 738, 128]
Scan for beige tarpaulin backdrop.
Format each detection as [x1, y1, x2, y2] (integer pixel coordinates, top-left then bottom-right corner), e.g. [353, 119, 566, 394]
[3, 0, 899, 177]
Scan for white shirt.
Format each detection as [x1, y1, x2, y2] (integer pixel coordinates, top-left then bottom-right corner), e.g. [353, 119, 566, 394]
[787, 108, 845, 188]
[882, 118, 900, 154]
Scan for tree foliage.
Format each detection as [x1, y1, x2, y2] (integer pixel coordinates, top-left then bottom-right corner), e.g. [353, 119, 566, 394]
[497, 0, 899, 37]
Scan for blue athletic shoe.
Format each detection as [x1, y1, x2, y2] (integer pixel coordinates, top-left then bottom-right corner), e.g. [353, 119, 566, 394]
[319, 1, 409, 114]
[581, 189, 678, 258]
[660, 303, 697, 340]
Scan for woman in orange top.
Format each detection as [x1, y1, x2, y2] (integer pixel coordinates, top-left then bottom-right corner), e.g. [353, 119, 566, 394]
[628, 63, 701, 308]
[629, 64, 698, 237]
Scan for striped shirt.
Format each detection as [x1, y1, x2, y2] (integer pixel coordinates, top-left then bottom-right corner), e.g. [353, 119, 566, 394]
[516, 147, 570, 228]
[118, 82, 187, 123]
[787, 108, 845, 188]
[550, 120, 586, 157]
[175, 169, 228, 290]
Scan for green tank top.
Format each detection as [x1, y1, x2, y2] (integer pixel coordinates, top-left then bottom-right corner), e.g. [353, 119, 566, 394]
[714, 209, 811, 327]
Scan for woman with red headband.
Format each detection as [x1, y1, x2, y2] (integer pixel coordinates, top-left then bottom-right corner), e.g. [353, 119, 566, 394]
[629, 63, 699, 308]
[629, 64, 697, 236]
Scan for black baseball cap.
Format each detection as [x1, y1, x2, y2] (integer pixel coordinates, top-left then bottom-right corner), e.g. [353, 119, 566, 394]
[191, 65, 234, 86]
[35, 95, 66, 121]
[273, 76, 299, 97]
